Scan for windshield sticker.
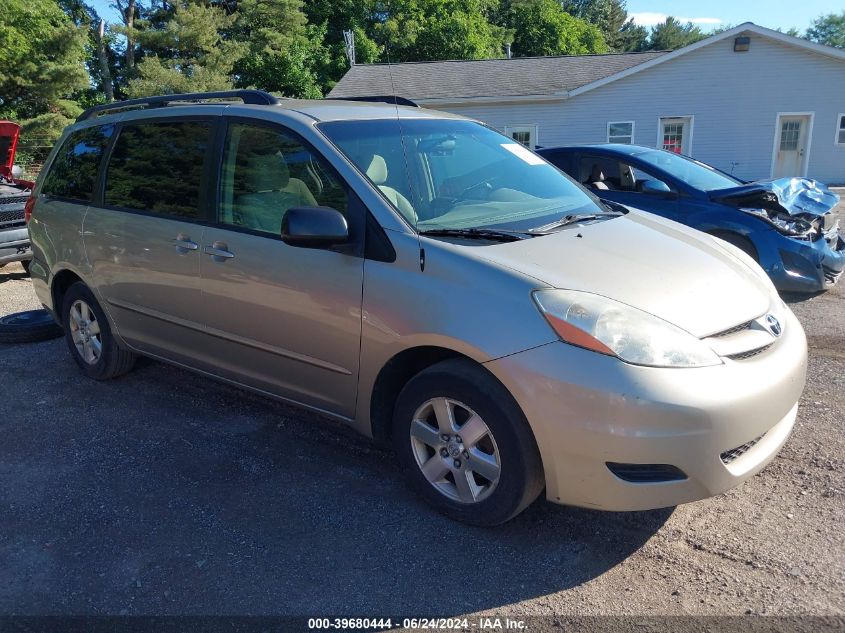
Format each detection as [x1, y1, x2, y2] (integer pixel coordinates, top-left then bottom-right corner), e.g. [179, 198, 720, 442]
[501, 143, 545, 165]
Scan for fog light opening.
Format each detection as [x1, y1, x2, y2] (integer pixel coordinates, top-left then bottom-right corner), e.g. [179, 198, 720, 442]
[606, 462, 688, 483]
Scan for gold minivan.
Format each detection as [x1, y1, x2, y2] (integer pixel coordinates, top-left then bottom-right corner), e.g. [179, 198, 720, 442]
[27, 91, 807, 525]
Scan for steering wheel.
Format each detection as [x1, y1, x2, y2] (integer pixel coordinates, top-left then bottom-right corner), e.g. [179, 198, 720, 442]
[455, 179, 494, 202]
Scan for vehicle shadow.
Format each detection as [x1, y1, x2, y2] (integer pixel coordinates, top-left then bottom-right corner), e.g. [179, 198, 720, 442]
[781, 290, 824, 304]
[3, 353, 672, 615]
[0, 270, 28, 284]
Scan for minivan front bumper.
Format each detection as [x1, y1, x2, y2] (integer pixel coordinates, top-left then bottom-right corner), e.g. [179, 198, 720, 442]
[485, 306, 807, 511]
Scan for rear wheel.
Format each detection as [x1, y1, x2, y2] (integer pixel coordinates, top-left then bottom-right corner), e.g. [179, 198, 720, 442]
[61, 282, 136, 380]
[711, 231, 759, 262]
[392, 358, 544, 526]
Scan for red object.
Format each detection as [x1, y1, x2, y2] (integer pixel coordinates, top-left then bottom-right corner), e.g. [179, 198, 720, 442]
[0, 120, 21, 180]
[24, 196, 36, 223]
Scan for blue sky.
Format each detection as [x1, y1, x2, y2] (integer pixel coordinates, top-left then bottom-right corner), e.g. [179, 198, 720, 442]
[88, 0, 837, 33]
[626, 0, 838, 32]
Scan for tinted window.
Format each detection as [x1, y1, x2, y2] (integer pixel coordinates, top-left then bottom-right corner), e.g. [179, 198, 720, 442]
[104, 121, 211, 218]
[220, 123, 347, 236]
[42, 125, 114, 202]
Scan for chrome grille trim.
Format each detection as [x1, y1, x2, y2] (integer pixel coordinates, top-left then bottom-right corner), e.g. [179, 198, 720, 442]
[720, 433, 766, 464]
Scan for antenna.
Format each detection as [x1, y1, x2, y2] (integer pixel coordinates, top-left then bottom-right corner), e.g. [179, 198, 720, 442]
[343, 30, 356, 66]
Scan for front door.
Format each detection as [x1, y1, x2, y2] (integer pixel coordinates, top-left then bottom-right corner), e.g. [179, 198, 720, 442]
[199, 119, 365, 417]
[659, 117, 692, 155]
[773, 114, 811, 178]
[86, 119, 215, 365]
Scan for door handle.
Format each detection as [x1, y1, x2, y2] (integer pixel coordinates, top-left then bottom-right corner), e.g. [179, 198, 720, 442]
[203, 242, 235, 262]
[173, 234, 199, 254]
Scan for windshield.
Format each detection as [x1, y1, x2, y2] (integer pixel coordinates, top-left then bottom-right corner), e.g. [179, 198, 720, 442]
[636, 149, 741, 192]
[319, 118, 604, 232]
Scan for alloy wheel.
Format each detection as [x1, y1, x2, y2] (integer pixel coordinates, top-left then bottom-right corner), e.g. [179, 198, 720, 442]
[68, 299, 102, 365]
[409, 397, 501, 504]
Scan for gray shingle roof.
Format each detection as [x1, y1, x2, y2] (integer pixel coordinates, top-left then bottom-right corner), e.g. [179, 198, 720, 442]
[328, 51, 668, 101]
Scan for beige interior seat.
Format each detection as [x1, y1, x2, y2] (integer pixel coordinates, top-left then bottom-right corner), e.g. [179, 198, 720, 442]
[235, 152, 317, 233]
[366, 155, 416, 223]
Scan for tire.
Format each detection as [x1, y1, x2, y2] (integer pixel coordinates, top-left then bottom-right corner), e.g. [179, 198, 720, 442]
[0, 310, 64, 344]
[711, 231, 759, 262]
[61, 282, 136, 380]
[392, 358, 544, 526]
[21, 259, 31, 275]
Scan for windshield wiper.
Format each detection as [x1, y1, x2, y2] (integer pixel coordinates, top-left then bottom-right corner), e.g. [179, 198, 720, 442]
[418, 227, 528, 242]
[528, 210, 622, 234]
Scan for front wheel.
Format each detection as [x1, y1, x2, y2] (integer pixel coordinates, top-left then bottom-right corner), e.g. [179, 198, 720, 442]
[61, 282, 136, 380]
[392, 358, 544, 526]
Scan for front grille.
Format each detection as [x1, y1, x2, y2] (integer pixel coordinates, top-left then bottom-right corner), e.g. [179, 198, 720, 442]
[0, 207, 25, 229]
[823, 264, 843, 285]
[0, 195, 29, 206]
[720, 433, 765, 464]
[712, 320, 753, 337]
[726, 343, 773, 361]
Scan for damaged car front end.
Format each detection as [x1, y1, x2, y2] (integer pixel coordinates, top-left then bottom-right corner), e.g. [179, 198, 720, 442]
[712, 178, 844, 291]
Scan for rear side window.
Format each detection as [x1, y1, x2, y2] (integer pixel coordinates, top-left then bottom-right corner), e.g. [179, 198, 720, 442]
[42, 125, 114, 202]
[104, 121, 211, 219]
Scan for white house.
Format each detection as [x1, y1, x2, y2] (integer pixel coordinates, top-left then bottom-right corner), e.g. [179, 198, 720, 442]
[328, 23, 845, 184]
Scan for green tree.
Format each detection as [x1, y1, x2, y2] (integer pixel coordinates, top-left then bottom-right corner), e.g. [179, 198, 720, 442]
[648, 16, 707, 50]
[0, 0, 89, 166]
[373, 0, 508, 61]
[127, 0, 245, 96]
[230, 0, 326, 98]
[806, 11, 845, 48]
[508, 0, 607, 57]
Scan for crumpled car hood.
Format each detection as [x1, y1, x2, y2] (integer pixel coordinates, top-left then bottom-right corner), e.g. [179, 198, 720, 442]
[710, 177, 840, 217]
[474, 210, 771, 338]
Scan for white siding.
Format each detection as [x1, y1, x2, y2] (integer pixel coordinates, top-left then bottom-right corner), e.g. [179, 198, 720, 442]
[428, 34, 845, 184]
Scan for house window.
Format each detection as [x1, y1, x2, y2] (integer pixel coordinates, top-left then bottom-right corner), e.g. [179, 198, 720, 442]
[607, 121, 634, 144]
[837, 114, 845, 145]
[504, 125, 538, 148]
[659, 116, 693, 154]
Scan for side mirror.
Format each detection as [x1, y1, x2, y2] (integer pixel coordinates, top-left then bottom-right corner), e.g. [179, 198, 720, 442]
[281, 207, 349, 248]
[641, 179, 676, 198]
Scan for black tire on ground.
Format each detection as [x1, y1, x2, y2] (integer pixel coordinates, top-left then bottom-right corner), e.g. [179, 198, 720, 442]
[392, 358, 545, 526]
[21, 259, 31, 275]
[710, 230, 759, 262]
[0, 309, 64, 344]
[61, 282, 136, 380]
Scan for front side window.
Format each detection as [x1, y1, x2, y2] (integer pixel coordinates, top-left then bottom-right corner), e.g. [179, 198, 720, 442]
[42, 125, 114, 202]
[104, 121, 211, 219]
[219, 123, 347, 236]
[578, 155, 672, 194]
[319, 119, 603, 232]
[607, 121, 634, 144]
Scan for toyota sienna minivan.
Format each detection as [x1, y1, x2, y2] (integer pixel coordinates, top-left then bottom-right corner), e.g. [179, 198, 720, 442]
[27, 91, 807, 525]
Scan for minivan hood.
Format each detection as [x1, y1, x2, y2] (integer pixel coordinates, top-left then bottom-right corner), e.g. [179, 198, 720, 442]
[709, 177, 839, 217]
[476, 211, 771, 338]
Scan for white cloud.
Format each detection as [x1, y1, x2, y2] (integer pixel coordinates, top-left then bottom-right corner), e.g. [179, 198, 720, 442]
[629, 12, 722, 26]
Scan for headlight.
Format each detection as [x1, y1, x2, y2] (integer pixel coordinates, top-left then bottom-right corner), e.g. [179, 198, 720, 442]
[739, 207, 814, 237]
[533, 289, 722, 368]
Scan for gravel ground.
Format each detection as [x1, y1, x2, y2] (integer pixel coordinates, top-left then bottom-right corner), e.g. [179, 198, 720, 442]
[0, 254, 843, 617]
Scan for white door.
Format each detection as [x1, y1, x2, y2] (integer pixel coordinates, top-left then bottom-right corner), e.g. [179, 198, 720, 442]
[659, 117, 692, 155]
[773, 114, 810, 178]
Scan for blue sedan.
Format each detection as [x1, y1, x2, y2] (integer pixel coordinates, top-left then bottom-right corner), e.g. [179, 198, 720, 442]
[537, 144, 844, 292]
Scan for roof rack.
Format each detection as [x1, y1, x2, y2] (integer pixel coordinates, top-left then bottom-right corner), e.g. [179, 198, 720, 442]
[326, 95, 419, 108]
[76, 89, 282, 122]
